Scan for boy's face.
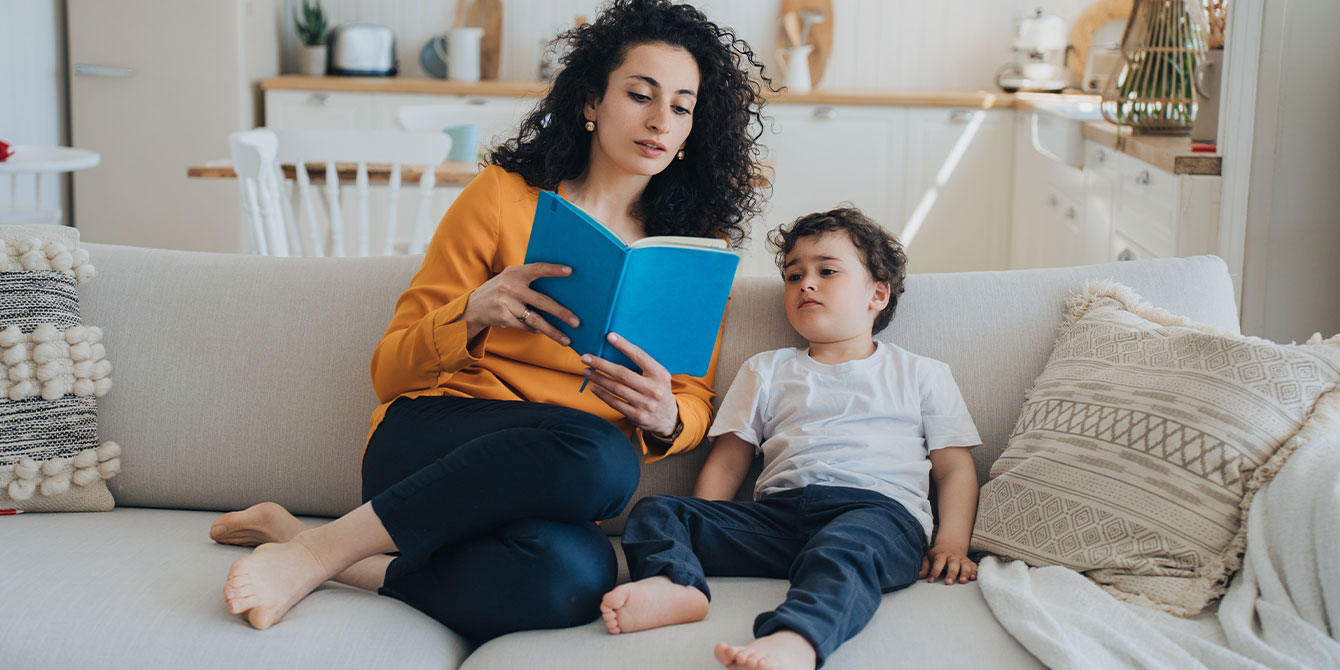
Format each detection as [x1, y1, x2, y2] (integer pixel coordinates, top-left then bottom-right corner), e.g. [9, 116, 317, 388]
[781, 232, 890, 345]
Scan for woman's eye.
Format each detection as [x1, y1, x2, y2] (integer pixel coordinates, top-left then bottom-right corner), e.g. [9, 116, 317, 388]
[629, 92, 650, 102]
[673, 106, 691, 115]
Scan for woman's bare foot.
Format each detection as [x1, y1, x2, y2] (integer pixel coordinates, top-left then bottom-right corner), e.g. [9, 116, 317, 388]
[222, 537, 333, 630]
[210, 502, 309, 547]
[714, 631, 817, 670]
[599, 576, 709, 634]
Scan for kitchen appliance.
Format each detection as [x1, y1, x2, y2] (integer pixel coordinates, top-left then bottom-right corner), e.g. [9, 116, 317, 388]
[1081, 42, 1123, 93]
[328, 24, 397, 76]
[996, 9, 1070, 93]
[67, 0, 280, 253]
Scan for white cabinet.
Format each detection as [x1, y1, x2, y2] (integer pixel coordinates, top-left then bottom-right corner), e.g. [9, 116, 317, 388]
[901, 108, 1013, 273]
[1081, 140, 1222, 262]
[372, 93, 534, 152]
[1011, 111, 1108, 269]
[264, 90, 374, 130]
[751, 104, 906, 277]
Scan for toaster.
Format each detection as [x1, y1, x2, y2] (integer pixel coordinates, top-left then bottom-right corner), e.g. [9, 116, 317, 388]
[327, 24, 397, 76]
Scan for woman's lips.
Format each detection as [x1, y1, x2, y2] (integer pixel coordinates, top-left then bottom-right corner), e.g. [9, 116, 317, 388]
[635, 140, 665, 157]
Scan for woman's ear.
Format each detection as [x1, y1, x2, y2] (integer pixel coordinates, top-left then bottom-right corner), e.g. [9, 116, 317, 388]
[583, 96, 599, 123]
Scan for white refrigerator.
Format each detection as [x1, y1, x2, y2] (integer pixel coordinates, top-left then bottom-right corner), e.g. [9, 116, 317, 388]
[67, 0, 280, 253]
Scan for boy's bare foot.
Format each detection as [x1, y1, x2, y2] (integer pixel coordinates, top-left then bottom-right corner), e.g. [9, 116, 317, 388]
[714, 631, 817, 670]
[222, 537, 332, 630]
[599, 576, 709, 634]
[210, 502, 309, 546]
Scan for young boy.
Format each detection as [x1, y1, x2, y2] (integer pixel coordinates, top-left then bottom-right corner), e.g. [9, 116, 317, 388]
[599, 208, 983, 670]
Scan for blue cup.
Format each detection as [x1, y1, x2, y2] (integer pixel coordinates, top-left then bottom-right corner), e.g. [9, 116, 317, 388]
[444, 124, 479, 163]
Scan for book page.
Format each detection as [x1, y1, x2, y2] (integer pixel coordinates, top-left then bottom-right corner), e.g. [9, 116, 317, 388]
[629, 235, 729, 251]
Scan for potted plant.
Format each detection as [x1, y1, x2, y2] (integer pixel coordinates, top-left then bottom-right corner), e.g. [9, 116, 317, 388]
[295, 0, 329, 76]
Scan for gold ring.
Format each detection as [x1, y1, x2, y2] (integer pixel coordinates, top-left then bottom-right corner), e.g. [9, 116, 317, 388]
[519, 308, 531, 322]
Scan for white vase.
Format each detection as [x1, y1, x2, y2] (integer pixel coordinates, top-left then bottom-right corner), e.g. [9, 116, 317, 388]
[299, 45, 327, 76]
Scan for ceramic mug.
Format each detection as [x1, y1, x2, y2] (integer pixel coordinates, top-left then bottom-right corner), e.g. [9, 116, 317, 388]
[776, 45, 814, 94]
[434, 27, 484, 82]
[443, 124, 479, 163]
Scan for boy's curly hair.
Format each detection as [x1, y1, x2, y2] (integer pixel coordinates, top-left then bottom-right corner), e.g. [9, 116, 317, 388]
[768, 207, 908, 334]
[490, 0, 774, 247]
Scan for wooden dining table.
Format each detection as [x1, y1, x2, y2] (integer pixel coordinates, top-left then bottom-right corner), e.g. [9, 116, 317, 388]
[186, 160, 481, 185]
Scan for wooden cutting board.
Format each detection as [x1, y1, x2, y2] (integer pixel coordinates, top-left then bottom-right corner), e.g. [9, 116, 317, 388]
[468, 0, 503, 80]
[778, 0, 833, 89]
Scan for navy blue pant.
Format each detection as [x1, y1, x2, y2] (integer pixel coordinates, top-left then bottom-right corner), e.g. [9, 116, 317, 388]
[622, 486, 926, 667]
[361, 395, 640, 642]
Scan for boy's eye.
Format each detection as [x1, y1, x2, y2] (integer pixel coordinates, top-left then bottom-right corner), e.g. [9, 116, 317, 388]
[784, 273, 802, 282]
[820, 268, 837, 276]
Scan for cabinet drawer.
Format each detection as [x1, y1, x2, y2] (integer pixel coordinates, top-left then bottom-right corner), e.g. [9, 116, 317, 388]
[264, 90, 373, 129]
[1112, 231, 1159, 262]
[1113, 152, 1177, 256]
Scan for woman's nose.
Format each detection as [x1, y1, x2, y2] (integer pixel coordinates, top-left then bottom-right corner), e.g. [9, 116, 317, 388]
[647, 104, 670, 133]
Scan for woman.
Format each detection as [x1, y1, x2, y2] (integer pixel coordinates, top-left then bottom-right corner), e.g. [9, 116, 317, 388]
[211, 0, 771, 641]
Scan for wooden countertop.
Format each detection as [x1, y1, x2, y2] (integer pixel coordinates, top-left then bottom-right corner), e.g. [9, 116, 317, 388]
[263, 75, 1015, 108]
[261, 77, 1221, 175]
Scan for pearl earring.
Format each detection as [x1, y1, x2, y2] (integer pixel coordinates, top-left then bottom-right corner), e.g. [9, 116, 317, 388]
[677, 150, 685, 161]
[585, 121, 595, 132]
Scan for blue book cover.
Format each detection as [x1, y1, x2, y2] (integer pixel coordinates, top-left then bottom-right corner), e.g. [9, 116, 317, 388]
[523, 190, 739, 377]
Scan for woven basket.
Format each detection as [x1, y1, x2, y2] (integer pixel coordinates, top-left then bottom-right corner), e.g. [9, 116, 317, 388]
[1101, 0, 1210, 135]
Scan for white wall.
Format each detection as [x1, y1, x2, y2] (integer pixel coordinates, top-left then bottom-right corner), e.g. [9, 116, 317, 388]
[0, 0, 68, 221]
[282, 0, 1092, 88]
[1239, 0, 1340, 342]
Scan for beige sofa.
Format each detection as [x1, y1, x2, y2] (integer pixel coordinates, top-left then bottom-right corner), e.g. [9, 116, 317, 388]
[0, 244, 1241, 669]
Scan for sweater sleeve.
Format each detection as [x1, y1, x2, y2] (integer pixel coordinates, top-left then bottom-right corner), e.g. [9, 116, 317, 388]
[370, 167, 502, 404]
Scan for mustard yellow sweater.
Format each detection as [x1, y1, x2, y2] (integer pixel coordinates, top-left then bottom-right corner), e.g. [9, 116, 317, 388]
[367, 165, 721, 461]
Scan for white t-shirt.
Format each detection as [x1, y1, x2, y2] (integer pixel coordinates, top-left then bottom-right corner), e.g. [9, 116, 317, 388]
[708, 341, 981, 540]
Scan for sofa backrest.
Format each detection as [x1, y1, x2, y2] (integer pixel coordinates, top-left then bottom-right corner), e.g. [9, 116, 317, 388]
[81, 243, 1239, 523]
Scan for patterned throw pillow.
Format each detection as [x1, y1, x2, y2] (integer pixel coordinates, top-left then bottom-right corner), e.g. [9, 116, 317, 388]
[971, 281, 1340, 615]
[0, 226, 120, 512]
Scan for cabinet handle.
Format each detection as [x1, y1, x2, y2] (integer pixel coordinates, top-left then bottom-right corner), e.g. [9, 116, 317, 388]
[812, 106, 837, 121]
[73, 64, 133, 77]
[1134, 169, 1151, 185]
[307, 93, 331, 106]
[466, 97, 488, 105]
[1064, 206, 1077, 219]
[1117, 248, 1137, 262]
[948, 109, 978, 123]
[1047, 195, 1058, 207]
[1094, 149, 1106, 163]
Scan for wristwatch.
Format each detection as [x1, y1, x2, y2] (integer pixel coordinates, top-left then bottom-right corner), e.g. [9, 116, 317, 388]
[647, 417, 683, 446]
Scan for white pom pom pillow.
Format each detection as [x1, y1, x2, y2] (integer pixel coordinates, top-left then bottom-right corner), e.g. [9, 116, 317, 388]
[0, 226, 120, 512]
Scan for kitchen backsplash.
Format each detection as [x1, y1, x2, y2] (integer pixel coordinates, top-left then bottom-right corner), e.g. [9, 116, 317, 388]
[284, 0, 1095, 89]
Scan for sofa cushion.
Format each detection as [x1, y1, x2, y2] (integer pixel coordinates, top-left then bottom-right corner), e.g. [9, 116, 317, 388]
[0, 507, 470, 669]
[970, 281, 1340, 615]
[0, 226, 121, 512]
[459, 576, 1042, 669]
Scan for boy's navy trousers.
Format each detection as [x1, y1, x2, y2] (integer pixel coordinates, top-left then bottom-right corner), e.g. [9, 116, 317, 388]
[622, 485, 927, 667]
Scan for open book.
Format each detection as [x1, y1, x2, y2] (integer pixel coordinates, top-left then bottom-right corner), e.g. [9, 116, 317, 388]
[523, 190, 739, 378]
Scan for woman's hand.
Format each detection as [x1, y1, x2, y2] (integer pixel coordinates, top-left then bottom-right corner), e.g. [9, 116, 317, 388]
[463, 263, 580, 344]
[581, 333, 679, 438]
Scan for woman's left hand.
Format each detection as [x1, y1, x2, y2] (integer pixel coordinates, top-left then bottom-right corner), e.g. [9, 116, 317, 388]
[581, 332, 679, 438]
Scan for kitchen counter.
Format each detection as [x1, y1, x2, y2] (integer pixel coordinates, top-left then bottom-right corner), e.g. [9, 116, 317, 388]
[261, 77, 1221, 175]
[263, 76, 1013, 109]
[1013, 93, 1220, 176]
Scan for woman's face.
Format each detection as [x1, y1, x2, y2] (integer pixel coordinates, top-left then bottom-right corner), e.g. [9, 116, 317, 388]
[584, 42, 699, 178]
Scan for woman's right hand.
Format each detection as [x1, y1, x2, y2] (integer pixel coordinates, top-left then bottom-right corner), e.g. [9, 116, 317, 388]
[463, 262, 580, 345]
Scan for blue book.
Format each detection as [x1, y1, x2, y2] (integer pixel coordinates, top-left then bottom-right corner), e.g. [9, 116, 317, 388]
[523, 190, 739, 378]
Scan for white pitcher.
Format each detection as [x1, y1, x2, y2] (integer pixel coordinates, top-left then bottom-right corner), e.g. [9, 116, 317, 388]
[776, 45, 814, 94]
[434, 27, 484, 82]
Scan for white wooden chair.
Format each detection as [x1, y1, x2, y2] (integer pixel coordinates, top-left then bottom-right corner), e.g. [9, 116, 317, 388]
[228, 128, 451, 257]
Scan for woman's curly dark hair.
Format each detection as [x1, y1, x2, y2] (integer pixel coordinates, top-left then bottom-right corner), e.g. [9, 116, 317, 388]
[490, 0, 773, 247]
[768, 207, 908, 335]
